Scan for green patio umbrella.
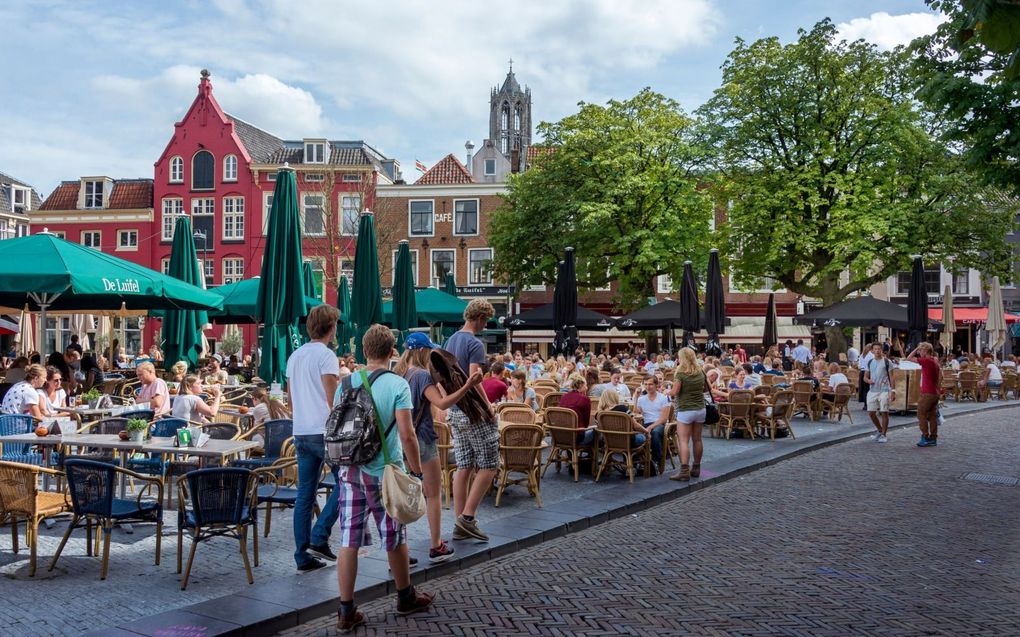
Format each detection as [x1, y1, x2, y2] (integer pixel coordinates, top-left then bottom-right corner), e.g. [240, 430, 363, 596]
[190, 277, 320, 324]
[391, 240, 417, 347]
[336, 275, 353, 355]
[256, 167, 307, 383]
[0, 232, 222, 353]
[162, 217, 207, 372]
[383, 287, 467, 325]
[441, 272, 460, 343]
[350, 212, 383, 363]
[299, 261, 318, 342]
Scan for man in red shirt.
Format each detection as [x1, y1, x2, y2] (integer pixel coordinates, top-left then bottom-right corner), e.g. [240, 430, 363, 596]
[481, 361, 508, 404]
[558, 377, 593, 441]
[734, 345, 748, 364]
[907, 342, 941, 447]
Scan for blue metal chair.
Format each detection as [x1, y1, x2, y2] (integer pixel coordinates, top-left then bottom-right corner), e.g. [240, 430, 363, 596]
[176, 467, 256, 590]
[50, 458, 163, 580]
[120, 409, 155, 422]
[233, 419, 293, 469]
[252, 458, 298, 542]
[0, 414, 43, 466]
[127, 417, 187, 506]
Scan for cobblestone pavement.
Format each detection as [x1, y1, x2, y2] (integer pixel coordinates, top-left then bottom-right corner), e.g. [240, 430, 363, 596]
[278, 407, 1020, 637]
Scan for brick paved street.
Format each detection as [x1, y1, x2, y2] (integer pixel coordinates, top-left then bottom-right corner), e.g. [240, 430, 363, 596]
[279, 407, 1020, 637]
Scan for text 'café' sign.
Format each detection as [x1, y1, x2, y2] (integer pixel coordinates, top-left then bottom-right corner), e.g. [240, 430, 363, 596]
[101, 278, 141, 293]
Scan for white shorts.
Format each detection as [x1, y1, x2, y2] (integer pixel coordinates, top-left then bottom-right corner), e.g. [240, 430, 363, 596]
[675, 408, 707, 424]
[866, 391, 890, 413]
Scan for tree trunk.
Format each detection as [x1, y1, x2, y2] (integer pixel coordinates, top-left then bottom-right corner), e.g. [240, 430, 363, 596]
[823, 325, 848, 363]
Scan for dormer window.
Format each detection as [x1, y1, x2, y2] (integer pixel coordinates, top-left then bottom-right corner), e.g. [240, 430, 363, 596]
[83, 180, 104, 209]
[11, 187, 29, 213]
[304, 140, 326, 164]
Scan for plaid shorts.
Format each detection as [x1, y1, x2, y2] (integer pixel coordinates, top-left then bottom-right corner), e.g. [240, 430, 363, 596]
[447, 408, 499, 470]
[336, 467, 405, 551]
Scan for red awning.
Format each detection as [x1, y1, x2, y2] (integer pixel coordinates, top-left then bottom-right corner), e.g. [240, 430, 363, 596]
[928, 307, 1020, 326]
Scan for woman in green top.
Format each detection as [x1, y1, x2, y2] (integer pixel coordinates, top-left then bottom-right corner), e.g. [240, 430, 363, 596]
[666, 347, 707, 482]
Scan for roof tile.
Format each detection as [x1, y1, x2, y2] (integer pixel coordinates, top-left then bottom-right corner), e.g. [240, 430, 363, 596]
[415, 154, 474, 185]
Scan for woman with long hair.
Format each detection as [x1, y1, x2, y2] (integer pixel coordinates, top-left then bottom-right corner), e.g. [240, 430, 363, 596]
[0, 363, 47, 418]
[506, 369, 539, 411]
[666, 348, 707, 481]
[38, 365, 67, 416]
[250, 388, 290, 425]
[596, 388, 646, 447]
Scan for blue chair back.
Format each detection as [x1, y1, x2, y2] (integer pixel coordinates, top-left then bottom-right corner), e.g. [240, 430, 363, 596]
[185, 467, 251, 526]
[64, 459, 116, 517]
[0, 414, 42, 465]
[121, 409, 155, 422]
[152, 417, 187, 438]
[263, 419, 293, 458]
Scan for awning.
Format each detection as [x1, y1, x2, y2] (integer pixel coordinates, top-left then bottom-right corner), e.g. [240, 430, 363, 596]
[928, 307, 1020, 326]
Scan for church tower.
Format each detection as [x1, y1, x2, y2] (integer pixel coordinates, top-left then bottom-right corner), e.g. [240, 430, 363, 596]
[489, 59, 532, 170]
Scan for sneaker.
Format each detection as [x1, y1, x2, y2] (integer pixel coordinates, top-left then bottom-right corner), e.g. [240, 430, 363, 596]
[308, 544, 337, 561]
[396, 588, 435, 616]
[409, 556, 418, 567]
[454, 515, 489, 542]
[297, 557, 326, 573]
[871, 432, 881, 440]
[429, 540, 456, 563]
[452, 526, 469, 540]
[876, 435, 887, 443]
[927, 438, 938, 446]
[917, 436, 934, 447]
[337, 609, 365, 633]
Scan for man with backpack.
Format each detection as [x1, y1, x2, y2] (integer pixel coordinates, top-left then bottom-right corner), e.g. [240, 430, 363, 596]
[864, 341, 896, 443]
[286, 304, 342, 573]
[331, 324, 431, 632]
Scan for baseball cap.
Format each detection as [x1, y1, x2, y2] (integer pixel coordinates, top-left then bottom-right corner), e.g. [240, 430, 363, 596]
[211, 353, 223, 364]
[404, 332, 438, 350]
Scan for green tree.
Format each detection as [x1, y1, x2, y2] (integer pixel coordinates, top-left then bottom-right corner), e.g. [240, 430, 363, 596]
[700, 20, 1016, 352]
[912, 0, 1020, 194]
[489, 88, 714, 310]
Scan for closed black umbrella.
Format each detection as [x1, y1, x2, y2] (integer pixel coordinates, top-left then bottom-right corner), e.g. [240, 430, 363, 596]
[907, 255, 929, 349]
[679, 260, 700, 349]
[704, 249, 726, 356]
[553, 247, 578, 356]
[763, 292, 778, 350]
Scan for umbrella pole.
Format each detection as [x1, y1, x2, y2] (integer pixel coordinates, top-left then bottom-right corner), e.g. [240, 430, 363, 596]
[38, 304, 47, 354]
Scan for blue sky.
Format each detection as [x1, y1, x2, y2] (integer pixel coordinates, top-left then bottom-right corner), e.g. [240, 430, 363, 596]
[1, 0, 942, 196]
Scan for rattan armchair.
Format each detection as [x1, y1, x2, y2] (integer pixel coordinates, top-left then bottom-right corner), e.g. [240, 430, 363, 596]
[791, 380, 819, 421]
[958, 370, 979, 401]
[497, 405, 538, 426]
[819, 384, 854, 423]
[494, 424, 544, 507]
[659, 405, 679, 476]
[716, 390, 756, 439]
[756, 390, 796, 440]
[541, 407, 593, 482]
[0, 461, 70, 576]
[594, 410, 650, 482]
[434, 421, 455, 510]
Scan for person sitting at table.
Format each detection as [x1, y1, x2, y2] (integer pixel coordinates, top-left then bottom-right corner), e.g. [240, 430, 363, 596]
[136, 362, 170, 417]
[204, 354, 230, 385]
[250, 388, 291, 426]
[728, 369, 754, 391]
[1, 363, 48, 419]
[3, 356, 29, 384]
[170, 360, 188, 385]
[596, 389, 647, 447]
[505, 369, 539, 411]
[77, 353, 103, 392]
[826, 363, 849, 390]
[741, 363, 763, 388]
[481, 360, 509, 403]
[633, 376, 671, 467]
[38, 366, 67, 417]
[559, 376, 593, 442]
[172, 374, 221, 423]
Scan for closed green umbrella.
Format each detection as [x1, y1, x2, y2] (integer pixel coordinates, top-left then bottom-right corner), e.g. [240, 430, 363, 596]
[441, 272, 459, 343]
[257, 167, 307, 383]
[299, 261, 317, 342]
[350, 212, 383, 363]
[336, 275, 353, 355]
[162, 217, 207, 372]
[391, 240, 417, 345]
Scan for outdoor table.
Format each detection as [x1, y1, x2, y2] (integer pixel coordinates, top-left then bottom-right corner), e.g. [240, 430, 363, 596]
[58, 405, 118, 422]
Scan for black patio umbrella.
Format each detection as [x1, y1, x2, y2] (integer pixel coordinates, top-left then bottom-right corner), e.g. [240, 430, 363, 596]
[679, 260, 700, 349]
[704, 249, 726, 356]
[763, 292, 778, 350]
[617, 300, 729, 331]
[794, 295, 941, 330]
[507, 303, 615, 330]
[553, 248, 579, 356]
[907, 255, 929, 349]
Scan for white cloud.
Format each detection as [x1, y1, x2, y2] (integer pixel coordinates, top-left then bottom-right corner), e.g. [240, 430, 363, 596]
[837, 11, 943, 50]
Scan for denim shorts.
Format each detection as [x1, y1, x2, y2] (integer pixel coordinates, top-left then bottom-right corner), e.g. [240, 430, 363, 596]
[417, 434, 438, 463]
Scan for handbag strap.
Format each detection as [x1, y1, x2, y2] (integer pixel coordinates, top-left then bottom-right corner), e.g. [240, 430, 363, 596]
[360, 369, 396, 467]
[703, 371, 716, 404]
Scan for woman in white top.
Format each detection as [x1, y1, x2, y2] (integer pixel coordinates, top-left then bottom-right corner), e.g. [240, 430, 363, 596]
[171, 375, 221, 423]
[38, 365, 67, 417]
[250, 388, 290, 426]
[826, 362, 849, 389]
[505, 370, 539, 411]
[0, 364, 48, 418]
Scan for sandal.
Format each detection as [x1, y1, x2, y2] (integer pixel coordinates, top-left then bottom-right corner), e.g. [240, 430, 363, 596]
[669, 465, 691, 482]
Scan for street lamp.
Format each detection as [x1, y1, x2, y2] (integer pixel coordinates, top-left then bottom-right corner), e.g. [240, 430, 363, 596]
[193, 230, 209, 285]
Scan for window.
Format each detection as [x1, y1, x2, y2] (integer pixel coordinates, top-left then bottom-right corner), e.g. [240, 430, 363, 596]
[222, 196, 244, 240]
[392, 249, 419, 286]
[514, 108, 521, 130]
[117, 230, 138, 250]
[454, 199, 478, 235]
[0, 219, 9, 239]
[266, 172, 277, 181]
[192, 197, 215, 216]
[262, 192, 273, 235]
[501, 137, 509, 154]
[192, 150, 214, 190]
[84, 180, 104, 208]
[304, 173, 325, 182]
[161, 258, 171, 274]
[161, 198, 184, 241]
[223, 258, 244, 284]
[81, 231, 101, 249]
[409, 200, 434, 236]
[896, 268, 940, 295]
[302, 194, 325, 236]
[11, 187, 29, 213]
[199, 258, 215, 286]
[17, 224, 28, 237]
[342, 173, 362, 182]
[192, 200, 214, 251]
[657, 275, 673, 294]
[952, 270, 970, 295]
[341, 194, 361, 236]
[431, 249, 455, 287]
[304, 141, 326, 164]
[308, 260, 324, 299]
[340, 259, 354, 287]
[223, 154, 237, 182]
[484, 159, 496, 176]
[50, 231, 65, 239]
[501, 106, 509, 129]
[170, 156, 183, 183]
[468, 248, 493, 285]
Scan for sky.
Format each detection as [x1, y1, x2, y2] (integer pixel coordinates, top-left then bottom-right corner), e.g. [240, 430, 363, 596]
[1, 0, 945, 197]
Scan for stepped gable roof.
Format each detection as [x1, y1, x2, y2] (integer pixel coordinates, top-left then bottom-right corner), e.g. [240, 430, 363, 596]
[415, 154, 474, 185]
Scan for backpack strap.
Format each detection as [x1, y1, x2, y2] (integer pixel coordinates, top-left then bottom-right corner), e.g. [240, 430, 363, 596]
[359, 369, 397, 466]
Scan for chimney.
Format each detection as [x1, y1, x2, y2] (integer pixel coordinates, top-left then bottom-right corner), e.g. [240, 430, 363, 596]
[465, 140, 475, 171]
[510, 147, 521, 174]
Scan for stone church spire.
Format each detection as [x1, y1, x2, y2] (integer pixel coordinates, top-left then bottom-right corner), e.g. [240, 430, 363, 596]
[489, 59, 532, 169]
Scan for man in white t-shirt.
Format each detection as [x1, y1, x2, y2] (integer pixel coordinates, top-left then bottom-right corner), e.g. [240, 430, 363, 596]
[634, 376, 671, 467]
[864, 343, 896, 442]
[286, 304, 341, 572]
[598, 369, 631, 401]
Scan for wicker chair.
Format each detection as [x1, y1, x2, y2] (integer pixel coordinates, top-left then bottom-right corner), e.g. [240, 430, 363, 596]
[127, 417, 187, 506]
[756, 390, 796, 440]
[658, 405, 680, 476]
[819, 384, 854, 423]
[958, 370, 979, 402]
[940, 370, 959, 403]
[532, 384, 555, 402]
[498, 405, 538, 426]
[233, 419, 293, 469]
[0, 414, 42, 465]
[49, 458, 163, 580]
[0, 461, 70, 576]
[433, 421, 455, 510]
[594, 411, 650, 482]
[541, 407, 593, 482]
[716, 390, 756, 439]
[791, 380, 819, 421]
[176, 467, 256, 590]
[165, 422, 242, 493]
[494, 424, 544, 507]
[252, 458, 298, 547]
[1003, 372, 1019, 400]
[541, 392, 564, 411]
[754, 385, 773, 398]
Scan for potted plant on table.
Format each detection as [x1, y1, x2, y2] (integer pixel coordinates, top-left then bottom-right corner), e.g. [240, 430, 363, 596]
[80, 388, 103, 409]
[126, 418, 149, 443]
